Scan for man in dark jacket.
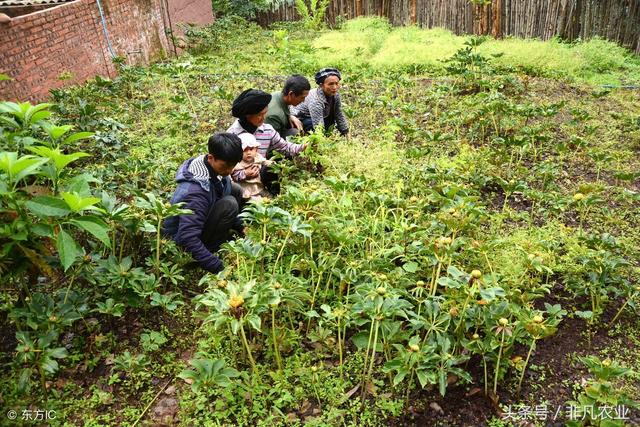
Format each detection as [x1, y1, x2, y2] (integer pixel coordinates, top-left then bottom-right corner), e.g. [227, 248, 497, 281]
[163, 133, 244, 273]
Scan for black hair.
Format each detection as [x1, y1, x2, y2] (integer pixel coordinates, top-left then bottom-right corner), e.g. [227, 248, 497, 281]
[282, 74, 311, 96]
[207, 132, 243, 164]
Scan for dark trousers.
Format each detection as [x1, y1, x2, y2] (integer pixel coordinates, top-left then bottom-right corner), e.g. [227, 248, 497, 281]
[260, 163, 280, 195]
[202, 183, 243, 251]
[301, 116, 336, 134]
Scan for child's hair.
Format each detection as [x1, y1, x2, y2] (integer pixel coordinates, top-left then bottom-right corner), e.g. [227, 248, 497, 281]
[208, 133, 243, 163]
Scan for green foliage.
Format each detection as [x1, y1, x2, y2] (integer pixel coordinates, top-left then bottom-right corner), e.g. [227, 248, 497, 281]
[2, 17, 640, 425]
[178, 357, 240, 392]
[566, 356, 639, 427]
[294, 0, 330, 30]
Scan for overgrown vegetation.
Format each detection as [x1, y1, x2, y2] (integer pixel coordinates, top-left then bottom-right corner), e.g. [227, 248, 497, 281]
[1, 16, 639, 426]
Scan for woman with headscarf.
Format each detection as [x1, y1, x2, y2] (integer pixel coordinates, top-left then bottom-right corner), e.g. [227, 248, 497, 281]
[292, 68, 349, 137]
[227, 89, 306, 194]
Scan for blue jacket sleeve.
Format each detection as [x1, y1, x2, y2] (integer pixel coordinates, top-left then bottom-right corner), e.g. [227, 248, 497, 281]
[173, 189, 223, 273]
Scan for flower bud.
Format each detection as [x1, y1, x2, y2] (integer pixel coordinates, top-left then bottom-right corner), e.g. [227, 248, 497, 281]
[228, 295, 244, 308]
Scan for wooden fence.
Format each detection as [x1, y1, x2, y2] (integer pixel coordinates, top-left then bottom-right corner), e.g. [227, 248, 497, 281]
[256, 0, 640, 54]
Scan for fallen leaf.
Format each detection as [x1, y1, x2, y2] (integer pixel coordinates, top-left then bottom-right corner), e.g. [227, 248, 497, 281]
[465, 387, 482, 397]
[365, 381, 377, 396]
[447, 374, 458, 385]
[344, 384, 360, 400]
[299, 399, 311, 413]
[429, 402, 444, 414]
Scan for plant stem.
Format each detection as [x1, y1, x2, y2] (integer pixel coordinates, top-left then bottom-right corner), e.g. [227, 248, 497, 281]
[306, 270, 325, 334]
[272, 230, 291, 275]
[155, 218, 162, 274]
[271, 306, 282, 372]
[516, 338, 536, 395]
[493, 328, 506, 395]
[609, 292, 638, 326]
[131, 379, 171, 427]
[483, 355, 488, 395]
[337, 319, 343, 380]
[361, 318, 377, 400]
[362, 318, 380, 402]
[430, 260, 442, 297]
[239, 321, 257, 376]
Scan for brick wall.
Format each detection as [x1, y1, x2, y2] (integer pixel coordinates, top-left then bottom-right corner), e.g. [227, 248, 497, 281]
[0, 0, 214, 102]
[167, 0, 214, 38]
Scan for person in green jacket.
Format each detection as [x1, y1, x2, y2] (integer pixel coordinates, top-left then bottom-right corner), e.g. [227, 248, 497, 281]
[265, 75, 311, 139]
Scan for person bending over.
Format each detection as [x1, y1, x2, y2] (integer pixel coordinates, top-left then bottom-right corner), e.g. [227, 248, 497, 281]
[265, 74, 311, 139]
[227, 88, 306, 194]
[293, 68, 349, 137]
[163, 133, 244, 274]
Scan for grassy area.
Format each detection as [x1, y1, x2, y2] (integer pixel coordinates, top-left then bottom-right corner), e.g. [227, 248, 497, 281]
[307, 17, 640, 85]
[1, 16, 639, 426]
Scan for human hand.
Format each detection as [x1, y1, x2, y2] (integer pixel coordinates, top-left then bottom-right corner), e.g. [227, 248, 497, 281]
[245, 164, 260, 178]
[289, 115, 303, 131]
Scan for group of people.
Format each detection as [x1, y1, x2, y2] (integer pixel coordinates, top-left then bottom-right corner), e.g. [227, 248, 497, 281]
[163, 68, 349, 273]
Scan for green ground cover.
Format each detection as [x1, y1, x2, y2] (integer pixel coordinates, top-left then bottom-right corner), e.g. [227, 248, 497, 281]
[1, 16, 639, 426]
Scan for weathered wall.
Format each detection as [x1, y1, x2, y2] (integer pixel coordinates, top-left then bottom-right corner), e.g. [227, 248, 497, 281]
[256, 0, 640, 54]
[168, 0, 214, 37]
[0, 0, 214, 102]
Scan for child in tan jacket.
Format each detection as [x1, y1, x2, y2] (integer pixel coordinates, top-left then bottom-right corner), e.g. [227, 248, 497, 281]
[231, 133, 273, 200]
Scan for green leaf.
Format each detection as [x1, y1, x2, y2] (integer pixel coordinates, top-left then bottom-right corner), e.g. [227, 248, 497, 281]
[40, 357, 59, 374]
[351, 331, 382, 351]
[18, 368, 32, 393]
[393, 370, 408, 386]
[27, 146, 90, 172]
[0, 152, 47, 185]
[438, 371, 447, 396]
[63, 131, 94, 145]
[31, 223, 55, 237]
[479, 287, 506, 302]
[57, 228, 81, 271]
[61, 192, 101, 212]
[26, 196, 71, 217]
[575, 310, 593, 319]
[416, 369, 430, 388]
[44, 125, 73, 141]
[48, 347, 68, 359]
[69, 216, 111, 246]
[402, 261, 418, 273]
[0, 73, 11, 81]
[247, 315, 261, 332]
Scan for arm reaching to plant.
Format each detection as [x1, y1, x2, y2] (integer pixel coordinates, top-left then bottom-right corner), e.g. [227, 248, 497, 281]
[268, 127, 305, 158]
[334, 93, 349, 136]
[173, 190, 224, 273]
